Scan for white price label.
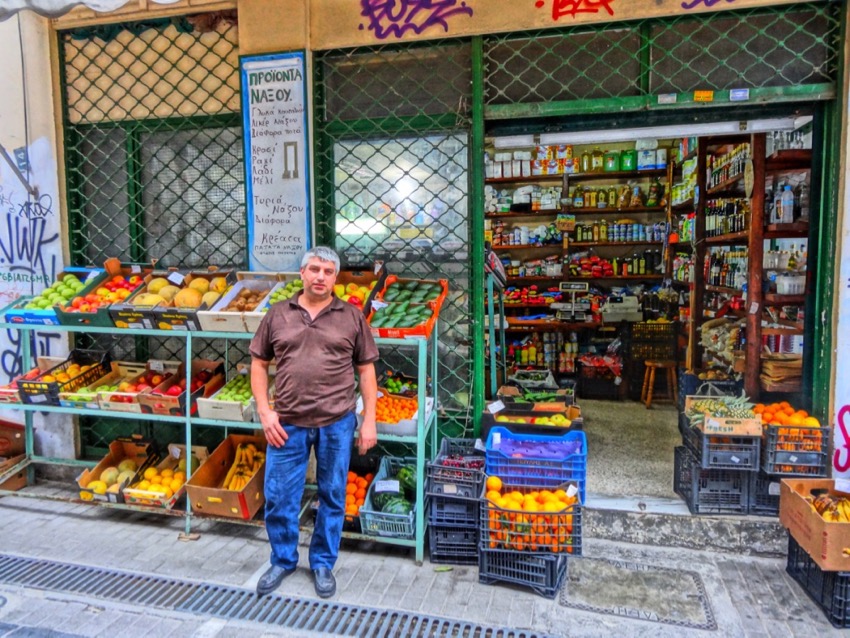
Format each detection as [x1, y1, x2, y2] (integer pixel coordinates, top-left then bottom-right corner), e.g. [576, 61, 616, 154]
[131, 265, 141, 274]
[474, 439, 486, 452]
[167, 272, 185, 286]
[768, 482, 781, 496]
[488, 400, 505, 414]
[492, 432, 502, 447]
[149, 360, 166, 372]
[789, 455, 798, 463]
[374, 480, 400, 493]
[441, 484, 458, 495]
[731, 455, 741, 464]
[566, 484, 579, 498]
[371, 299, 389, 311]
[749, 302, 759, 315]
[172, 447, 181, 458]
[835, 479, 850, 495]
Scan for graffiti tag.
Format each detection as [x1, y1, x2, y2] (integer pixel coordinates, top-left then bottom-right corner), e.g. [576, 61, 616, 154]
[535, 0, 615, 20]
[1, 329, 61, 380]
[359, 0, 473, 39]
[681, 0, 736, 10]
[835, 405, 850, 473]
[0, 192, 59, 294]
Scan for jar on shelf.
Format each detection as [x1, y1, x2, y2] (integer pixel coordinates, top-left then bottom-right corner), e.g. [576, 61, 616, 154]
[591, 147, 604, 172]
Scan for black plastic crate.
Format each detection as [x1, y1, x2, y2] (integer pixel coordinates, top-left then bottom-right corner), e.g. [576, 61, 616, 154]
[674, 446, 749, 515]
[762, 425, 830, 477]
[478, 547, 567, 599]
[630, 322, 677, 343]
[628, 342, 676, 362]
[677, 369, 743, 413]
[577, 373, 622, 401]
[426, 438, 485, 498]
[428, 523, 478, 565]
[429, 494, 479, 526]
[787, 534, 850, 628]
[682, 424, 760, 471]
[18, 349, 110, 406]
[747, 471, 780, 517]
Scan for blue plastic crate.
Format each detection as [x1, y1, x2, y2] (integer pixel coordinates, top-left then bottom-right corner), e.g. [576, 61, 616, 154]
[484, 427, 587, 503]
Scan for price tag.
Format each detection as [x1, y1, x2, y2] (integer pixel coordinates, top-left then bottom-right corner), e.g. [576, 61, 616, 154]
[731, 455, 741, 464]
[789, 455, 798, 463]
[694, 90, 714, 102]
[730, 88, 750, 102]
[131, 265, 141, 274]
[442, 484, 458, 495]
[835, 478, 850, 495]
[371, 299, 388, 311]
[487, 400, 505, 414]
[172, 447, 181, 459]
[167, 272, 185, 286]
[374, 479, 400, 493]
[768, 481, 781, 496]
[149, 360, 166, 372]
[749, 302, 759, 315]
[474, 439, 486, 452]
[566, 484, 578, 498]
[657, 93, 677, 105]
[492, 432, 501, 447]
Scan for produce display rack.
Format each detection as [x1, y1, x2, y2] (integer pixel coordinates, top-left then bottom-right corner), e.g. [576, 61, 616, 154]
[0, 315, 439, 564]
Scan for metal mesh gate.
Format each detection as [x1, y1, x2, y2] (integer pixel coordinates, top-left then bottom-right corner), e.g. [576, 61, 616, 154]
[313, 43, 474, 436]
[59, 13, 245, 455]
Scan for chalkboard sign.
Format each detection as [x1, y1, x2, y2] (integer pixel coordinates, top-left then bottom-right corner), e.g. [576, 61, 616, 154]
[241, 52, 311, 272]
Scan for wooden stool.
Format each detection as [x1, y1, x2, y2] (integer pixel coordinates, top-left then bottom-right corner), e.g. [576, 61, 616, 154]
[641, 360, 678, 409]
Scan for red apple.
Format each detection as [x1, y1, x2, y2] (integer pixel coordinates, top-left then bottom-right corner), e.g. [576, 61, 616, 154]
[166, 385, 183, 397]
[135, 383, 151, 392]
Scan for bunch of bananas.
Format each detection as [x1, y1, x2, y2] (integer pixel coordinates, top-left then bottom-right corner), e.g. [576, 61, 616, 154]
[222, 443, 265, 491]
[686, 392, 755, 427]
[808, 493, 850, 523]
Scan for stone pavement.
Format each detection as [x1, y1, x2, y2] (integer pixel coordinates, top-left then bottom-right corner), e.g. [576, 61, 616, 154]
[0, 492, 844, 638]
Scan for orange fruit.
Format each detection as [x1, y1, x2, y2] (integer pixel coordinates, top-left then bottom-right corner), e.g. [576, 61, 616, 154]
[486, 490, 501, 502]
[787, 414, 804, 426]
[355, 487, 366, 500]
[346, 483, 356, 494]
[347, 471, 356, 482]
[486, 476, 502, 492]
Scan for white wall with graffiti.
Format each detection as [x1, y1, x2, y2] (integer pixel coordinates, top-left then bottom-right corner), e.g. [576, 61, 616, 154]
[0, 13, 74, 461]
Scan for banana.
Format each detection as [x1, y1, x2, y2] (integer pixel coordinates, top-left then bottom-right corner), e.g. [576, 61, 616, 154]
[222, 457, 240, 490]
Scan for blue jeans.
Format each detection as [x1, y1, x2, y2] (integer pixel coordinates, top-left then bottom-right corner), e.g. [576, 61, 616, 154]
[264, 411, 356, 571]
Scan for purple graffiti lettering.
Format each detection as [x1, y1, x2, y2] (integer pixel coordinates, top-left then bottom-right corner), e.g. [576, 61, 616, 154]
[535, 0, 615, 20]
[835, 405, 850, 473]
[681, 0, 736, 10]
[360, 0, 473, 40]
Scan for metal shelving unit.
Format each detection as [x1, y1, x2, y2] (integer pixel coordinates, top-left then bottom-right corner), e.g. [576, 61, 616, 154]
[0, 319, 439, 563]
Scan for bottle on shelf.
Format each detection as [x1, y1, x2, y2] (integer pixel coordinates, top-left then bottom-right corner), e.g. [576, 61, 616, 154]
[591, 147, 604, 172]
[780, 185, 795, 224]
[796, 182, 810, 220]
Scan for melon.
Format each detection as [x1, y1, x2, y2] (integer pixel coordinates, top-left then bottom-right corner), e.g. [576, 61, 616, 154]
[107, 483, 121, 494]
[117, 469, 136, 485]
[174, 287, 203, 309]
[100, 466, 120, 486]
[131, 293, 165, 307]
[188, 278, 210, 294]
[202, 291, 220, 307]
[157, 285, 180, 303]
[118, 458, 138, 473]
[147, 277, 170, 294]
[87, 480, 108, 495]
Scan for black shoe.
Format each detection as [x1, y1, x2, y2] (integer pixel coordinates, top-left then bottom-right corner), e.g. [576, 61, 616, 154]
[312, 567, 336, 598]
[256, 565, 296, 595]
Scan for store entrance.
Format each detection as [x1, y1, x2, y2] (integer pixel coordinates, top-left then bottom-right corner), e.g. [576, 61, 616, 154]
[484, 105, 822, 513]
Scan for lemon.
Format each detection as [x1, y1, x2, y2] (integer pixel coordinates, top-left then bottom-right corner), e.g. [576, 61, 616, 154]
[143, 467, 158, 480]
[161, 468, 174, 479]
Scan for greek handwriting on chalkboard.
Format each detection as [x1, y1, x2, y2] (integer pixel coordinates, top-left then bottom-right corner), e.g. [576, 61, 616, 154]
[535, 0, 615, 20]
[681, 0, 736, 9]
[359, 0, 473, 39]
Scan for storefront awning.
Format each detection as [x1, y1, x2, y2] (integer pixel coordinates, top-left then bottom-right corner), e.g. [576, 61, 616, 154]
[0, 0, 130, 22]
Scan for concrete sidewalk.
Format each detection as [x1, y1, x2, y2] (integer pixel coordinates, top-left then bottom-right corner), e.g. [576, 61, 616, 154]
[0, 492, 843, 638]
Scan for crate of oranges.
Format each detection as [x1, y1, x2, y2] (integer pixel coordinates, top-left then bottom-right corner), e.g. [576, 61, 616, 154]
[18, 349, 110, 406]
[755, 401, 829, 477]
[363, 388, 434, 437]
[480, 475, 581, 555]
[310, 455, 378, 533]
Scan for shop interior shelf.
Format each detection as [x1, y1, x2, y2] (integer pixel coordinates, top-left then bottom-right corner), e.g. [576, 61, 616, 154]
[485, 168, 665, 186]
[705, 231, 749, 244]
[486, 210, 561, 219]
[764, 222, 809, 239]
[492, 244, 562, 251]
[706, 172, 745, 196]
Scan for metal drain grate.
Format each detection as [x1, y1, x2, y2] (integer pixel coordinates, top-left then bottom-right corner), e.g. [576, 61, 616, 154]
[0, 554, 551, 638]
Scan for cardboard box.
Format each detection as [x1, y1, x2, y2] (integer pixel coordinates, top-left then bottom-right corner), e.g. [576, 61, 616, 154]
[247, 273, 301, 332]
[481, 404, 583, 439]
[138, 359, 225, 416]
[152, 269, 237, 331]
[780, 478, 850, 572]
[76, 436, 157, 503]
[0, 422, 24, 456]
[185, 433, 266, 520]
[197, 275, 276, 333]
[197, 364, 255, 422]
[108, 269, 178, 329]
[684, 396, 762, 437]
[96, 359, 181, 413]
[0, 454, 27, 492]
[496, 385, 574, 412]
[122, 444, 210, 509]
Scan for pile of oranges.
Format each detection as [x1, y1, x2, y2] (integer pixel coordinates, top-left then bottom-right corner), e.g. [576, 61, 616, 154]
[344, 470, 374, 520]
[754, 402, 820, 428]
[41, 363, 94, 386]
[374, 394, 418, 424]
[484, 475, 579, 553]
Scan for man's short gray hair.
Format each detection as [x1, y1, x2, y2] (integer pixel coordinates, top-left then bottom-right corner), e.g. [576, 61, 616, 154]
[301, 246, 340, 272]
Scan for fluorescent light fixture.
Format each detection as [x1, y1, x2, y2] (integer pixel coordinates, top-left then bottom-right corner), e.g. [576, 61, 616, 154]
[537, 118, 797, 146]
[493, 135, 535, 149]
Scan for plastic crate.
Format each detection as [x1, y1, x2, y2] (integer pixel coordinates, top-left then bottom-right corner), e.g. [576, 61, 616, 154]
[428, 523, 478, 565]
[747, 471, 780, 517]
[630, 322, 677, 343]
[628, 342, 677, 361]
[18, 350, 110, 406]
[786, 534, 850, 628]
[478, 548, 567, 599]
[673, 446, 749, 515]
[428, 494, 478, 526]
[577, 372, 622, 401]
[762, 425, 830, 477]
[359, 456, 417, 539]
[485, 428, 587, 503]
[682, 425, 760, 471]
[677, 370, 743, 413]
[479, 482, 582, 556]
[425, 438, 485, 498]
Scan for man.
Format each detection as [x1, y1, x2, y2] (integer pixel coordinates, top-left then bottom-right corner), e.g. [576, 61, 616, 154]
[250, 246, 378, 598]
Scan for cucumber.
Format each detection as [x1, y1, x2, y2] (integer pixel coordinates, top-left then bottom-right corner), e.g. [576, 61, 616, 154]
[384, 316, 402, 328]
[403, 281, 420, 291]
[396, 290, 412, 301]
[383, 289, 399, 302]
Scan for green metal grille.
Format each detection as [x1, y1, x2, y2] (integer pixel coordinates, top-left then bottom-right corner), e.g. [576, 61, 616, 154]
[484, 1, 841, 114]
[314, 43, 474, 435]
[58, 14, 245, 456]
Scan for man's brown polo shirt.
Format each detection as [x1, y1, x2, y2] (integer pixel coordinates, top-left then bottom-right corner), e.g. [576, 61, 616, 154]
[249, 291, 379, 427]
